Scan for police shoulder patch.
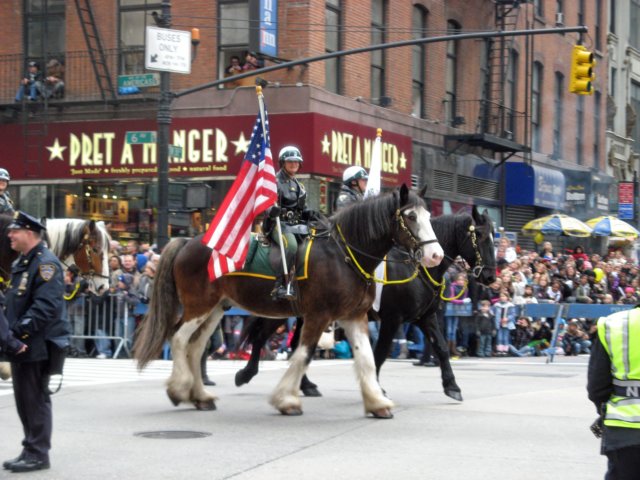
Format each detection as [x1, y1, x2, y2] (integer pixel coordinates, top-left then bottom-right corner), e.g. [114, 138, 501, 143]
[39, 264, 56, 281]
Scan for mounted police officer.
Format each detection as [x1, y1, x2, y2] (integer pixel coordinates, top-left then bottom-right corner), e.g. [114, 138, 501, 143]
[335, 165, 368, 211]
[0, 168, 16, 215]
[263, 146, 310, 300]
[587, 306, 640, 479]
[2, 211, 68, 473]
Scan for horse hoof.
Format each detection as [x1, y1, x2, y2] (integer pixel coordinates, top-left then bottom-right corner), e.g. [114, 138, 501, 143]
[445, 389, 463, 402]
[279, 407, 303, 416]
[167, 391, 182, 407]
[235, 370, 249, 387]
[301, 386, 322, 397]
[369, 408, 394, 419]
[194, 399, 217, 411]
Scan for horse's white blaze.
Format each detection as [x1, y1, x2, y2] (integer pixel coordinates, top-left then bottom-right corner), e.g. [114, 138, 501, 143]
[270, 345, 308, 411]
[414, 207, 444, 268]
[340, 319, 394, 412]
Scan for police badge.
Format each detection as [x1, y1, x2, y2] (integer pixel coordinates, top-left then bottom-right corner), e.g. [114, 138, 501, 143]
[39, 264, 56, 281]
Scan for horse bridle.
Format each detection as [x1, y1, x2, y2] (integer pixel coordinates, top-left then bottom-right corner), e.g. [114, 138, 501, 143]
[72, 231, 109, 280]
[464, 222, 495, 279]
[395, 207, 439, 263]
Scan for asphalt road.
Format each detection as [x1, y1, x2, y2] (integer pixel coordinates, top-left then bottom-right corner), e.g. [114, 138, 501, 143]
[0, 355, 605, 479]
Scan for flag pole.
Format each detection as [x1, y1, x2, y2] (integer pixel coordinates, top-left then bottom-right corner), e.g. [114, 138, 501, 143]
[256, 86, 290, 287]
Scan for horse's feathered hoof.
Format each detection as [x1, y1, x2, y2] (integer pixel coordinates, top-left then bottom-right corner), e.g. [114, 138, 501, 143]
[194, 399, 217, 411]
[445, 389, 463, 402]
[279, 406, 303, 416]
[301, 386, 322, 397]
[167, 391, 182, 407]
[369, 408, 394, 419]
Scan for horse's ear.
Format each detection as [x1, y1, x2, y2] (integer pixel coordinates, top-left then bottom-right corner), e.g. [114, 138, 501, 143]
[88, 219, 96, 232]
[472, 205, 482, 224]
[400, 184, 409, 206]
[418, 183, 428, 199]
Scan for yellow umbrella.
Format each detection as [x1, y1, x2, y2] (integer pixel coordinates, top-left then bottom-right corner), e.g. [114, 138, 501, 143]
[586, 216, 640, 239]
[522, 214, 593, 237]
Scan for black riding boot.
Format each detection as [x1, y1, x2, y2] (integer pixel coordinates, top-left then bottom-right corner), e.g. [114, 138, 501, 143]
[201, 350, 215, 386]
[271, 275, 296, 300]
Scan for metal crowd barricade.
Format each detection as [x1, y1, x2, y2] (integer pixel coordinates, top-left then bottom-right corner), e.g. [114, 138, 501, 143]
[68, 293, 132, 359]
[522, 303, 635, 363]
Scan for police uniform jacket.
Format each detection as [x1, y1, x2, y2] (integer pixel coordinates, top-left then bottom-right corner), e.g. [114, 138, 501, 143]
[0, 192, 15, 215]
[276, 169, 307, 224]
[588, 313, 640, 453]
[335, 185, 362, 211]
[5, 241, 65, 363]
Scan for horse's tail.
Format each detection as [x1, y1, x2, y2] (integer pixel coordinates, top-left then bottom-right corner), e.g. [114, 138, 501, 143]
[134, 237, 189, 370]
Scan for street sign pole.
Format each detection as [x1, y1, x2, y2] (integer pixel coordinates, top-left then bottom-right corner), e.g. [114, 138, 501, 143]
[156, 0, 172, 251]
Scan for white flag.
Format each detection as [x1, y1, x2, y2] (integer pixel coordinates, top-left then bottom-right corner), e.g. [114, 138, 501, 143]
[364, 128, 382, 199]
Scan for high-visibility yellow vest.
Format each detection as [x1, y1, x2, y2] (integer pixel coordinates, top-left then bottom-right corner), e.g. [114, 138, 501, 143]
[597, 309, 640, 429]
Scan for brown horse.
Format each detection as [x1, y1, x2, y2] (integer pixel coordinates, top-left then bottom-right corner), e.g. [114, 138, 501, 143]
[134, 185, 444, 418]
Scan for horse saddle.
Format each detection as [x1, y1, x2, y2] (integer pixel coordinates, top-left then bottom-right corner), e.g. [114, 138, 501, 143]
[242, 232, 304, 279]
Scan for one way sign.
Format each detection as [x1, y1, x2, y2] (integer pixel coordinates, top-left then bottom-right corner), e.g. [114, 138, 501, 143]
[145, 26, 191, 74]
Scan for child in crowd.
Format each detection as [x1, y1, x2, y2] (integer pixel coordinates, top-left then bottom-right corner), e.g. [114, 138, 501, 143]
[508, 317, 535, 357]
[445, 272, 469, 357]
[474, 300, 495, 358]
[492, 291, 515, 356]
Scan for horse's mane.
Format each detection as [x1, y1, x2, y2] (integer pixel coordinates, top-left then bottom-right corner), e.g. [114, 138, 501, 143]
[332, 191, 403, 246]
[44, 218, 110, 260]
[431, 213, 470, 255]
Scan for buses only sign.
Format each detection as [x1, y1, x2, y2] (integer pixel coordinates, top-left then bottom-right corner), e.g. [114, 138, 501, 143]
[145, 26, 191, 74]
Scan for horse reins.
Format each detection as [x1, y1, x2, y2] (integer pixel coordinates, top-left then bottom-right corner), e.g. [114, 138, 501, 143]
[333, 205, 439, 285]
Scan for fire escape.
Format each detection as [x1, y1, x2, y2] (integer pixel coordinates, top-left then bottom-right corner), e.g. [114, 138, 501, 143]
[444, 0, 530, 163]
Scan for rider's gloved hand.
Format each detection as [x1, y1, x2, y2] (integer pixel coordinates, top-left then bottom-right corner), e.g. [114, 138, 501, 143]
[268, 206, 281, 219]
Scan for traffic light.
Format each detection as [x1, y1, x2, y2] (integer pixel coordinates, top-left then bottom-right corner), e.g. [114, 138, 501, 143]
[570, 45, 595, 95]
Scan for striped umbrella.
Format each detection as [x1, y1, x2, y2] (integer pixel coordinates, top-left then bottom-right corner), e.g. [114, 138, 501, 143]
[586, 216, 640, 239]
[522, 214, 593, 237]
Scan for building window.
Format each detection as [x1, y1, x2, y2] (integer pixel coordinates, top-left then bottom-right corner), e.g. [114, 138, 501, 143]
[576, 96, 584, 165]
[533, 0, 543, 17]
[532, 62, 543, 152]
[631, 82, 640, 153]
[26, 0, 66, 62]
[556, 0, 563, 14]
[412, 6, 427, 118]
[632, 1, 640, 50]
[445, 21, 460, 126]
[552, 72, 564, 159]
[119, 0, 159, 74]
[506, 49, 519, 136]
[595, 0, 603, 51]
[325, 0, 341, 94]
[610, 0, 616, 34]
[610, 67, 616, 97]
[594, 91, 602, 167]
[371, 0, 386, 104]
[218, 1, 250, 82]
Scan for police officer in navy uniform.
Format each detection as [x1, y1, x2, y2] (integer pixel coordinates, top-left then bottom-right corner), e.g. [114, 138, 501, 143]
[587, 307, 640, 479]
[3, 211, 67, 473]
[264, 146, 310, 299]
[0, 168, 15, 215]
[335, 165, 368, 212]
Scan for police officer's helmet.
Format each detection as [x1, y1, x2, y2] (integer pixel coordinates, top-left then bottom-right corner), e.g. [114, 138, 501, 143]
[278, 146, 303, 166]
[342, 166, 368, 186]
[0, 168, 9, 182]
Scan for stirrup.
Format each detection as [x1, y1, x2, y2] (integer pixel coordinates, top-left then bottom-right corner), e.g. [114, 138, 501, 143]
[271, 283, 296, 301]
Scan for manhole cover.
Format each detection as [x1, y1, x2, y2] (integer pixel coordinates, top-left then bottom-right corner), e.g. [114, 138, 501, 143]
[134, 430, 211, 439]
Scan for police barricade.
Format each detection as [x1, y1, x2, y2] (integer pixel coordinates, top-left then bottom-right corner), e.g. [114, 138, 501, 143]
[67, 293, 133, 359]
[444, 303, 474, 317]
[522, 303, 635, 363]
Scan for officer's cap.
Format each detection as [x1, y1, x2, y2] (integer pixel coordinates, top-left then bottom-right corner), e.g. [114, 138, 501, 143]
[7, 211, 46, 232]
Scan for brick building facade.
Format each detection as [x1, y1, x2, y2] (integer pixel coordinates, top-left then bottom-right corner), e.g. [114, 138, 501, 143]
[0, 0, 614, 244]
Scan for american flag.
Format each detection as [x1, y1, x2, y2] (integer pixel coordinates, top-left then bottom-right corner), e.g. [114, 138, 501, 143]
[202, 103, 277, 281]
